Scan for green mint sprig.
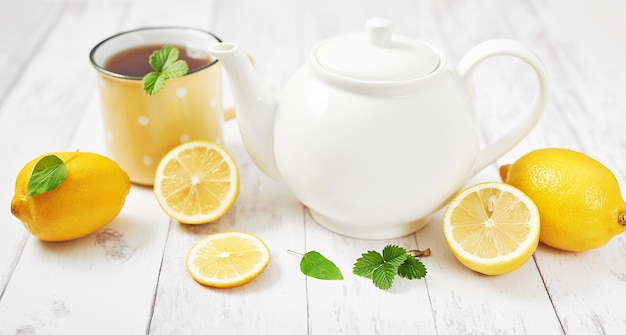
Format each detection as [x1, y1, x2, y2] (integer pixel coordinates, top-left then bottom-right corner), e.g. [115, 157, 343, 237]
[142, 45, 188, 95]
[353, 244, 428, 290]
[288, 249, 344, 280]
[27, 155, 68, 197]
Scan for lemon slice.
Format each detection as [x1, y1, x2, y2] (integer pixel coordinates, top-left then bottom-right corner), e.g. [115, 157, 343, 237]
[443, 182, 540, 275]
[186, 231, 271, 288]
[154, 140, 239, 224]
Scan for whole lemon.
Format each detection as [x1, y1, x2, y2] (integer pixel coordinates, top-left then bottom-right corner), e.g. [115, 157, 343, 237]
[10, 152, 131, 241]
[500, 148, 626, 251]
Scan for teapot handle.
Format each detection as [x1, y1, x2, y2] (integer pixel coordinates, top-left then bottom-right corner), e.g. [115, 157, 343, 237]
[456, 39, 548, 175]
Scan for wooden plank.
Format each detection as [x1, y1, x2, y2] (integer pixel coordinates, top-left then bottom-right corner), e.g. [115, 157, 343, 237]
[0, 179, 170, 334]
[438, 0, 626, 333]
[1, 0, 625, 334]
[304, 219, 438, 334]
[149, 120, 309, 333]
[293, 2, 438, 333]
[0, 0, 66, 295]
[0, 1, 169, 334]
[150, 0, 310, 332]
[450, 1, 626, 332]
[419, 211, 564, 334]
[330, 1, 562, 333]
[260, 1, 563, 333]
[262, 0, 561, 333]
[505, 1, 626, 334]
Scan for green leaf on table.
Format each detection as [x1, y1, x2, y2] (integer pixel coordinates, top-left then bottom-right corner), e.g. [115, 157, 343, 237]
[27, 155, 67, 197]
[381, 244, 411, 268]
[353, 244, 428, 290]
[397, 254, 427, 279]
[371, 262, 398, 290]
[352, 250, 384, 278]
[289, 250, 344, 280]
[142, 45, 188, 95]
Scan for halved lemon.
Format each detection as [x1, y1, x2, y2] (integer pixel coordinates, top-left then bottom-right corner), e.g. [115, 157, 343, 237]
[154, 140, 239, 224]
[443, 182, 540, 275]
[186, 231, 271, 288]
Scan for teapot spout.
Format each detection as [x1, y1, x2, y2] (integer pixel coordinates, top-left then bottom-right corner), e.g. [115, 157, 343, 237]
[209, 42, 281, 180]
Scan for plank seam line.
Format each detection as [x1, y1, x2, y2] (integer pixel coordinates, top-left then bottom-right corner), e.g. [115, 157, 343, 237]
[532, 253, 566, 334]
[145, 219, 173, 335]
[416, 232, 439, 334]
[303, 206, 311, 335]
[0, 233, 29, 302]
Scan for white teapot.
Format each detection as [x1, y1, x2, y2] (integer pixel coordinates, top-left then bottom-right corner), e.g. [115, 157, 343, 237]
[209, 18, 548, 239]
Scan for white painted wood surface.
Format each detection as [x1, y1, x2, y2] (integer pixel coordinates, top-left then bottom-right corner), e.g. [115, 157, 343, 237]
[1, 0, 625, 334]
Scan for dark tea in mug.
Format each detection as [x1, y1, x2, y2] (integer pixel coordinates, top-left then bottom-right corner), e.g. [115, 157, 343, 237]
[103, 44, 214, 77]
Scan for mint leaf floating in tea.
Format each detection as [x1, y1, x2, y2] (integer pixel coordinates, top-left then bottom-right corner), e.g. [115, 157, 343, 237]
[353, 244, 428, 290]
[142, 72, 165, 96]
[142, 45, 189, 95]
[27, 155, 68, 197]
[288, 249, 344, 280]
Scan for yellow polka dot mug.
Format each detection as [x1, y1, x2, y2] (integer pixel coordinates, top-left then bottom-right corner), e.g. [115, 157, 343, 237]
[90, 27, 232, 186]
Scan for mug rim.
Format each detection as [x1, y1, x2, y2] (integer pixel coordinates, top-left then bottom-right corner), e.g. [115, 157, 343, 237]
[89, 26, 222, 80]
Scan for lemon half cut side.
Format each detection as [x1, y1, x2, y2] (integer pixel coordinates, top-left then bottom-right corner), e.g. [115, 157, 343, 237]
[154, 140, 240, 224]
[443, 182, 540, 275]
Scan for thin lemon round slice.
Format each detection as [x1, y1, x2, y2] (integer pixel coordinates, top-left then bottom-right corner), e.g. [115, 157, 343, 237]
[443, 182, 540, 275]
[186, 231, 271, 288]
[154, 140, 239, 224]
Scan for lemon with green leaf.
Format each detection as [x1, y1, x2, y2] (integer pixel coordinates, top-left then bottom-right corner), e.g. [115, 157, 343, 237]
[10, 152, 130, 241]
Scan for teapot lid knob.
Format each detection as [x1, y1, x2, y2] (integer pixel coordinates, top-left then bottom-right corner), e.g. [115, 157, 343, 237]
[366, 17, 393, 48]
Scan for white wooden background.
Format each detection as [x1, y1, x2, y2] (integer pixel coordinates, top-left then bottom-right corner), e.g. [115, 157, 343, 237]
[1, 0, 626, 334]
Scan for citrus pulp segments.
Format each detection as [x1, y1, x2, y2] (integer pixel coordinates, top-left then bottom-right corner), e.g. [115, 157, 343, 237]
[186, 231, 271, 288]
[154, 140, 240, 224]
[443, 182, 540, 275]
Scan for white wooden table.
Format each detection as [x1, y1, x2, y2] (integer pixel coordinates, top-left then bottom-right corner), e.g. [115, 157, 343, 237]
[1, 1, 626, 334]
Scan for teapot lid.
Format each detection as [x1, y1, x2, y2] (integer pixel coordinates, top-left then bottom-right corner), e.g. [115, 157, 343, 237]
[314, 18, 440, 82]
